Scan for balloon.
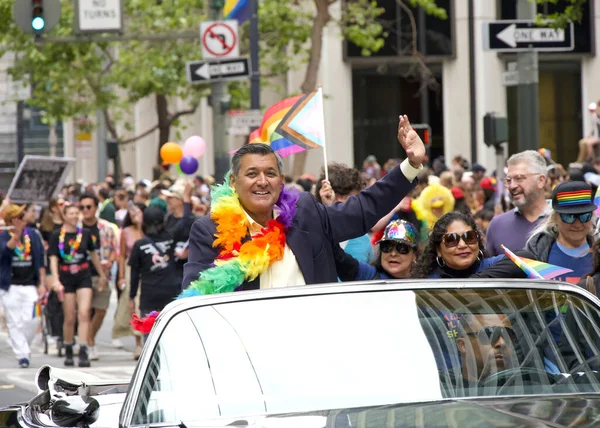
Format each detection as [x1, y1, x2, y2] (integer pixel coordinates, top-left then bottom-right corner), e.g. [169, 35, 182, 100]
[183, 136, 206, 158]
[160, 142, 183, 164]
[175, 163, 184, 175]
[179, 155, 199, 175]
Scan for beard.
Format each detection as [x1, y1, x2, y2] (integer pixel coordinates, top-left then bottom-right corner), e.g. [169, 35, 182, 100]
[512, 188, 543, 209]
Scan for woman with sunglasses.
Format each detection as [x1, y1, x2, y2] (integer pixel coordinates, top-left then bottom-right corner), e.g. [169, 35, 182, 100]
[526, 181, 595, 284]
[336, 220, 418, 281]
[413, 212, 529, 279]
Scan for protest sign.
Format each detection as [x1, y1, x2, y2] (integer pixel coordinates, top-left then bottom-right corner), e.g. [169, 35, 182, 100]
[7, 156, 75, 206]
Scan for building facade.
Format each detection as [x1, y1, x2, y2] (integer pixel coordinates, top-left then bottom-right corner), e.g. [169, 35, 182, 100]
[2, 0, 599, 187]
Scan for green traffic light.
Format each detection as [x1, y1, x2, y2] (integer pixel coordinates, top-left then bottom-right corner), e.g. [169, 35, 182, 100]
[32, 16, 45, 31]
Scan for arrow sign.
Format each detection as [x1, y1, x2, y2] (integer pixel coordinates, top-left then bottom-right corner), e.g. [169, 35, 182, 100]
[186, 57, 251, 84]
[484, 20, 574, 52]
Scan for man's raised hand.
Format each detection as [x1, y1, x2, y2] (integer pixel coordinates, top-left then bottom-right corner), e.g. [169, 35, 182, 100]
[397, 115, 425, 169]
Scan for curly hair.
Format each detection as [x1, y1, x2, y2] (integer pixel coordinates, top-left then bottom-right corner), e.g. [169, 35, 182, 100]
[315, 162, 365, 203]
[411, 211, 487, 278]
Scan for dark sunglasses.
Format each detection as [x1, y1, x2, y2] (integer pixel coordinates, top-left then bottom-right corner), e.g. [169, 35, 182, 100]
[559, 212, 593, 224]
[80, 205, 94, 211]
[442, 230, 478, 247]
[467, 326, 517, 346]
[380, 241, 413, 254]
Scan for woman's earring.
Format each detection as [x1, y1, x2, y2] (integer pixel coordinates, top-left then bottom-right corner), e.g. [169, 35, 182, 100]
[477, 250, 484, 261]
[436, 256, 445, 267]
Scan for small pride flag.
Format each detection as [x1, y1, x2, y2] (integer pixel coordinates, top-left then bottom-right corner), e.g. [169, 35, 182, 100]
[594, 186, 600, 217]
[502, 245, 573, 280]
[32, 300, 42, 319]
[248, 94, 304, 157]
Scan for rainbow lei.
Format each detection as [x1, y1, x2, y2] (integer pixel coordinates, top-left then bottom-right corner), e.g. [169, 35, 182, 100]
[58, 225, 83, 262]
[13, 229, 31, 261]
[179, 174, 298, 298]
[131, 174, 298, 333]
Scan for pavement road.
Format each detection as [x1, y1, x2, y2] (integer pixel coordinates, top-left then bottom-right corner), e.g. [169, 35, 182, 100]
[0, 291, 139, 408]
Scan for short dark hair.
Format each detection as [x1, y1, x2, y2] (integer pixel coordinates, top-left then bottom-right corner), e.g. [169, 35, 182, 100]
[79, 192, 99, 207]
[474, 209, 494, 222]
[98, 188, 110, 200]
[315, 163, 365, 203]
[231, 143, 284, 177]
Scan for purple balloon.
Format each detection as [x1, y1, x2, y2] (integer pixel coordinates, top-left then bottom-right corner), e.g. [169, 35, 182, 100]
[179, 155, 199, 175]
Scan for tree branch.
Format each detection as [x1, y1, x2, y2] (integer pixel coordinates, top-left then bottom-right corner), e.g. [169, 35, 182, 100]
[396, 0, 440, 93]
[119, 124, 161, 145]
[103, 109, 119, 140]
[168, 103, 200, 124]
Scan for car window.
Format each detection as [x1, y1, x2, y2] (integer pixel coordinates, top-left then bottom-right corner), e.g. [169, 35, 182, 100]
[131, 313, 219, 425]
[131, 287, 600, 424]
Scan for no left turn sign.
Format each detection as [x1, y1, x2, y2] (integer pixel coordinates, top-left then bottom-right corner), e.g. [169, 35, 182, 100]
[200, 20, 239, 59]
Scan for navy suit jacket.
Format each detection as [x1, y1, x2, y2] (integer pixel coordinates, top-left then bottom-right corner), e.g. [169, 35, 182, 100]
[182, 165, 416, 290]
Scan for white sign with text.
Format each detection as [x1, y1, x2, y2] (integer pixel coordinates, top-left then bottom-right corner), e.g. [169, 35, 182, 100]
[76, 0, 123, 33]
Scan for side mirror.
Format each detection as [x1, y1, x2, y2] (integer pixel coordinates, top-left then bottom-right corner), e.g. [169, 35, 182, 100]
[51, 395, 99, 427]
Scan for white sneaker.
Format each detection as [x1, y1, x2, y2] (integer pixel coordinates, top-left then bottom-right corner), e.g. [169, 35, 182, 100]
[89, 346, 99, 361]
[111, 339, 124, 349]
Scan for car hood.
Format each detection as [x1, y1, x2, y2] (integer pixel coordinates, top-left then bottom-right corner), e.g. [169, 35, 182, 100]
[185, 394, 600, 428]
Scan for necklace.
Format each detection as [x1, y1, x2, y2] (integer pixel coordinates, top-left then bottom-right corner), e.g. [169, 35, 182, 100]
[13, 229, 31, 261]
[59, 225, 83, 262]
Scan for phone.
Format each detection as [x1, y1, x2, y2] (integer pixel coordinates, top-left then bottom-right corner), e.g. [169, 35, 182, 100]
[128, 200, 135, 210]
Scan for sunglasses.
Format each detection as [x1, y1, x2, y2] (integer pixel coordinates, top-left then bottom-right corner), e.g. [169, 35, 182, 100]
[380, 241, 413, 254]
[80, 205, 95, 211]
[559, 212, 593, 224]
[466, 326, 517, 346]
[442, 230, 478, 247]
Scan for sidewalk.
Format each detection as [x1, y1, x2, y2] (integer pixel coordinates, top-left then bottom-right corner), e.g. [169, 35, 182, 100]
[0, 293, 139, 399]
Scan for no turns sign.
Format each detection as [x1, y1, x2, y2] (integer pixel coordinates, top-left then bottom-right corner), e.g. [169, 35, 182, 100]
[200, 20, 239, 59]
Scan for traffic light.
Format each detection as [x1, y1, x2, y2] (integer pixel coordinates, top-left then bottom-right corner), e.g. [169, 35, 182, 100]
[31, 0, 45, 32]
[13, 0, 61, 35]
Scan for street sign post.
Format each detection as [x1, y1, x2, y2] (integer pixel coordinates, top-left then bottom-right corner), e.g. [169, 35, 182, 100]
[74, 0, 123, 34]
[483, 20, 574, 52]
[200, 20, 239, 59]
[186, 58, 251, 84]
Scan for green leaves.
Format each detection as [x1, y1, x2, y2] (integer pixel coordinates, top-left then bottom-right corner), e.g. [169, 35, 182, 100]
[534, 0, 586, 29]
[341, 0, 386, 56]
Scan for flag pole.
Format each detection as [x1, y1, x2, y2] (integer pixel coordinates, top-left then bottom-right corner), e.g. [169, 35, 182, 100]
[318, 86, 329, 181]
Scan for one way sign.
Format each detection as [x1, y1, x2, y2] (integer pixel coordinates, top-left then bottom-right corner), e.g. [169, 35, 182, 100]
[186, 57, 251, 84]
[484, 20, 574, 52]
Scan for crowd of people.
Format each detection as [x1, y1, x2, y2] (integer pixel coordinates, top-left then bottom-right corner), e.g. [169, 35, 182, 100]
[0, 114, 599, 374]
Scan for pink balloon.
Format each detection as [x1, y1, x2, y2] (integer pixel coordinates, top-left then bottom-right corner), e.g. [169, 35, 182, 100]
[183, 136, 206, 158]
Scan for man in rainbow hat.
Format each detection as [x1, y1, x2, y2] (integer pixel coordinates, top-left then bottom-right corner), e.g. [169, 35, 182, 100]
[0, 203, 46, 368]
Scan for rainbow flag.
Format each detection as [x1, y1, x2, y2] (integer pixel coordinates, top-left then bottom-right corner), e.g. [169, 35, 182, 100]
[502, 245, 573, 280]
[32, 300, 42, 318]
[538, 148, 552, 161]
[223, 0, 249, 23]
[594, 186, 600, 216]
[275, 88, 326, 152]
[249, 88, 327, 157]
[248, 94, 304, 157]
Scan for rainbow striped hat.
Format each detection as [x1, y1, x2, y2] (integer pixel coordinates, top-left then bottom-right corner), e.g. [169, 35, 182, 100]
[552, 181, 597, 214]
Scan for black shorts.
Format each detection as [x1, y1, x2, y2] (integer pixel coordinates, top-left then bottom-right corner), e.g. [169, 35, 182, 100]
[61, 274, 93, 294]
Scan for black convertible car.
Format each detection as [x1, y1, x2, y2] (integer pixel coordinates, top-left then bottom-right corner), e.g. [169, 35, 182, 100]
[3, 279, 600, 427]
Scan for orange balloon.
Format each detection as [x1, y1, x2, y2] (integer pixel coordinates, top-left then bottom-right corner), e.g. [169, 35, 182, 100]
[160, 142, 183, 164]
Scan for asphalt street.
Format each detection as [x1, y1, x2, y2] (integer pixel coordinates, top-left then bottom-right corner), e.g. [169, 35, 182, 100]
[0, 292, 139, 408]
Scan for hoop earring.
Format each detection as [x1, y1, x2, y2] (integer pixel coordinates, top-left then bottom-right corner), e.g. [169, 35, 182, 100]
[436, 256, 445, 267]
[477, 250, 484, 262]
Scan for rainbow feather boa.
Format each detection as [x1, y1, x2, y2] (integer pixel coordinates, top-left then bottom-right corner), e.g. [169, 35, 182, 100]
[180, 174, 298, 298]
[132, 174, 298, 333]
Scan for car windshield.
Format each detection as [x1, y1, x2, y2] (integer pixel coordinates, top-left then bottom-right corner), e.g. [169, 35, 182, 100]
[131, 286, 600, 425]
